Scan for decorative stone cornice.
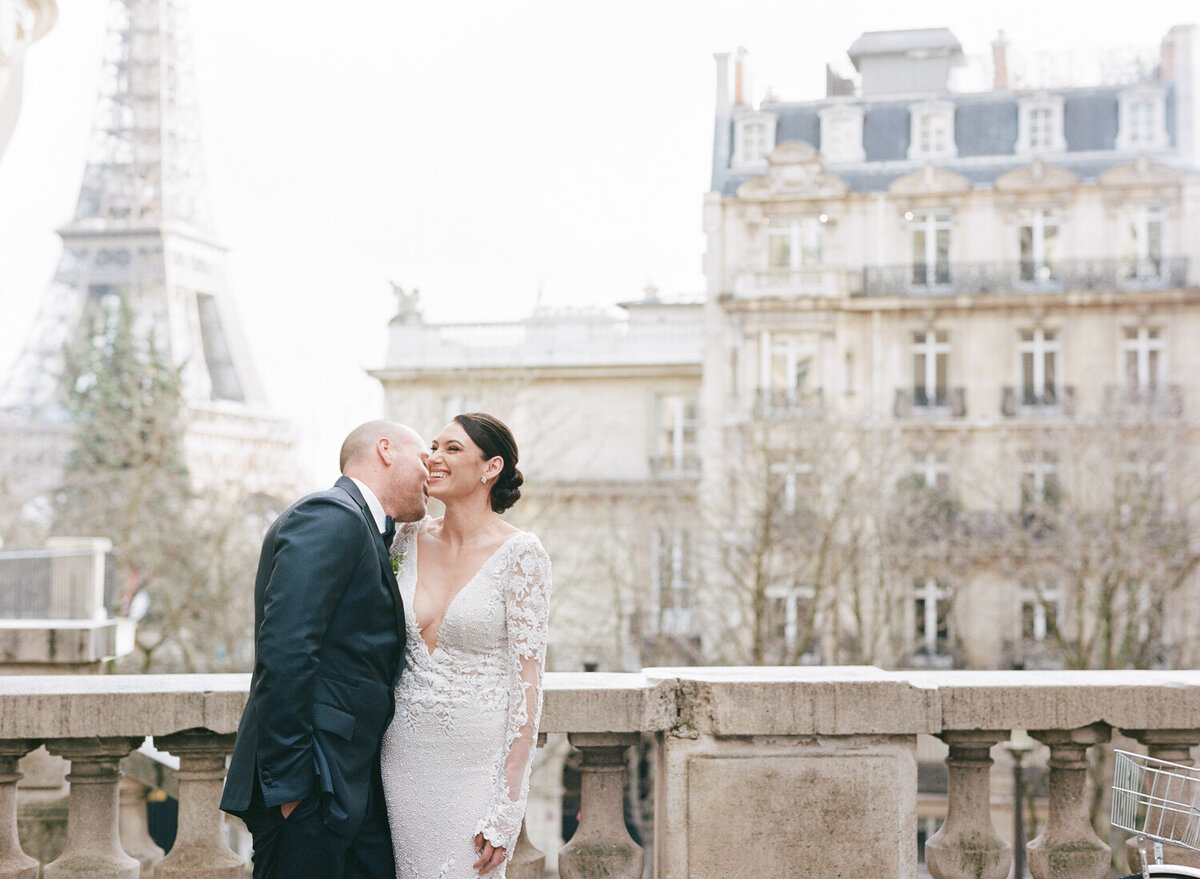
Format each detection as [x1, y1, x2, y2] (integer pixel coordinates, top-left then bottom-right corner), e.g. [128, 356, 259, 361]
[736, 139, 849, 201]
[888, 164, 971, 197]
[995, 158, 1080, 193]
[1099, 154, 1183, 188]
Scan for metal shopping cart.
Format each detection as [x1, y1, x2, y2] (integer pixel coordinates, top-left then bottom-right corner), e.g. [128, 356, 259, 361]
[1111, 749, 1200, 878]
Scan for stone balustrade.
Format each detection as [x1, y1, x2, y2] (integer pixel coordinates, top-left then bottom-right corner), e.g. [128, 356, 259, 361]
[3, 667, 1200, 878]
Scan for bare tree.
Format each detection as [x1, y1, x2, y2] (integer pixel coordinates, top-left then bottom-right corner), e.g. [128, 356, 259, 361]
[986, 413, 1200, 671]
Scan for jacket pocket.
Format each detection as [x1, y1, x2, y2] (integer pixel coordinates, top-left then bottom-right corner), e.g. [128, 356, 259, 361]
[312, 702, 355, 741]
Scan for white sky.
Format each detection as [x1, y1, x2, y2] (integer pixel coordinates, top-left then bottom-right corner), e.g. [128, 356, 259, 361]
[0, 0, 1195, 485]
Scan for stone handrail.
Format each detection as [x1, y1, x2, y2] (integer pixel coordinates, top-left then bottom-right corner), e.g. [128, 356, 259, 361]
[4, 667, 1200, 878]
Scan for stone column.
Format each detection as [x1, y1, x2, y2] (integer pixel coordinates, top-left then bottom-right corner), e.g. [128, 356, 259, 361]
[117, 778, 163, 878]
[507, 820, 544, 879]
[153, 730, 243, 879]
[0, 740, 38, 879]
[43, 737, 144, 879]
[1026, 723, 1111, 879]
[925, 730, 1012, 879]
[1119, 729, 1200, 872]
[559, 733, 643, 879]
[507, 734, 546, 879]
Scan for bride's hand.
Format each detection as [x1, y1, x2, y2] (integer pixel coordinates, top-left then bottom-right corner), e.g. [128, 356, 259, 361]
[473, 832, 506, 874]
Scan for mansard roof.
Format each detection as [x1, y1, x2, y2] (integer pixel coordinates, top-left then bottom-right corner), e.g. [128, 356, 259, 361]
[713, 83, 1178, 197]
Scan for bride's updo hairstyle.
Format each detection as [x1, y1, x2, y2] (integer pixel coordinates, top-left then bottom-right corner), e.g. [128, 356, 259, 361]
[454, 412, 523, 513]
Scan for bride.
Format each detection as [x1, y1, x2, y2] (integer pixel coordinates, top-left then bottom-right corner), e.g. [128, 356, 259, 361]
[381, 412, 551, 878]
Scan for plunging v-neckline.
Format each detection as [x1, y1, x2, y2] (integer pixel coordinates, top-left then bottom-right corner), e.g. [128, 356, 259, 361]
[410, 530, 522, 656]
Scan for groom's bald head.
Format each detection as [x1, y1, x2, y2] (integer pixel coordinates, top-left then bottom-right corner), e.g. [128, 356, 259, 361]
[339, 420, 421, 473]
[339, 420, 428, 521]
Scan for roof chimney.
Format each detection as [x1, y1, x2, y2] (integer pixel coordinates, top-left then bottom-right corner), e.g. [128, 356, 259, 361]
[713, 51, 731, 111]
[733, 47, 749, 106]
[1161, 30, 1176, 80]
[992, 31, 1009, 90]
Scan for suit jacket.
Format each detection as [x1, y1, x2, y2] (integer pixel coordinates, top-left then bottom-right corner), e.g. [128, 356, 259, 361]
[220, 476, 406, 837]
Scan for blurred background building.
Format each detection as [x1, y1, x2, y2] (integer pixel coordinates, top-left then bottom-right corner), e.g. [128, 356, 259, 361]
[376, 24, 1200, 680]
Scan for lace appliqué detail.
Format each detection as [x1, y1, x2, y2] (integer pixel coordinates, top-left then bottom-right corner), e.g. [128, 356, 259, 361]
[381, 525, 552, 877]
[473, 539, 551, 854]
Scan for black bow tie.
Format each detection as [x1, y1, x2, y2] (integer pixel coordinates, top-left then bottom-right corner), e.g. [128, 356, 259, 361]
[382, 516, 396, 547]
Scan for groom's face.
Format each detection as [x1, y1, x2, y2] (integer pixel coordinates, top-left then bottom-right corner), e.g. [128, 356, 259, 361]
[383, 429, 429, 522]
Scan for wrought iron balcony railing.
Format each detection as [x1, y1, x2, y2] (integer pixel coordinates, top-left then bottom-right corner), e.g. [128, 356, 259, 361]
[1103, 383, 1184, 418]
[1001, 385, 1077, 417]
[753, 387, 825, 419]
[861, 258, 1190, 297]
[894, 387, 967, 418]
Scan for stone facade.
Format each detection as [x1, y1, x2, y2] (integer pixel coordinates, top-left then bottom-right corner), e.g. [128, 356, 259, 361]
[375, 25, 1200, 680]
[372, 294, 705, 673]
[701, 26, 1200, 673]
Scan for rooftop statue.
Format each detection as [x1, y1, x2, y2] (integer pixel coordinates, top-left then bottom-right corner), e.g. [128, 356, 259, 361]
[0, 0, 56, 159]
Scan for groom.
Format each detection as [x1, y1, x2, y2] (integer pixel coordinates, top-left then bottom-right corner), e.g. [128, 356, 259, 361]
[221, 421, 429, 879]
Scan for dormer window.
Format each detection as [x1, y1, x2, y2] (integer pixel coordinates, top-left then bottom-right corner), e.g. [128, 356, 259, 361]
[908, 101, 956, 160]
[819, 104, 865, 163]
[1017, 95, 1066, 155]
[732, 113, 777, 169]
[1117, 87, 1169, 151]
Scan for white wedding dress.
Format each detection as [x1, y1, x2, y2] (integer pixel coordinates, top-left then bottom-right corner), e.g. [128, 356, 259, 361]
[381, 521, 551, 879]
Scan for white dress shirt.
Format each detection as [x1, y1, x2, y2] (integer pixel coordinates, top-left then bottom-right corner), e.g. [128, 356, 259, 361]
[349, 477, 388, 534]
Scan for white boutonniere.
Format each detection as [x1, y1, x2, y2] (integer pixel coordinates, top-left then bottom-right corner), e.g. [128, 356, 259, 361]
[390, 548, 406, 575]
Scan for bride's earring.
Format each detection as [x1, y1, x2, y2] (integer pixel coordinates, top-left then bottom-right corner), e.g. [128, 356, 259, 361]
[481, 476, 487, 484]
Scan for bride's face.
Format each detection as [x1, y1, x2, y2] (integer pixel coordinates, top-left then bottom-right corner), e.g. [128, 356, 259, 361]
[427, 421, 487, 502]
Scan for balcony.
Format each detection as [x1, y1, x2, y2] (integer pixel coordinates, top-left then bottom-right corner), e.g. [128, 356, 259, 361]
[753, 387, 825, 419]
[1104, 383, 1184, 418]
[1001, 385, 1077, 418]
[0, 540, 131, 672]
[647, 452, 700, 481]
[5, 669, 1200, 878]
[894, 387, 967, 419]
[732, 267, 858, 299]
[861, 258, 1190, 298]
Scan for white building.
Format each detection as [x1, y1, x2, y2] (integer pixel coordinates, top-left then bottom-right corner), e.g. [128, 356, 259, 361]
[375, 25, 1200, 676]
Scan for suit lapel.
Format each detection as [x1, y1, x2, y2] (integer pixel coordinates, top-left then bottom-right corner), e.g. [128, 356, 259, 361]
[334, 477, 406, 645]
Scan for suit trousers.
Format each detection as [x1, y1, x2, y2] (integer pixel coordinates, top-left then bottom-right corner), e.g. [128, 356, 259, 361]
[243, 770, 394, 879]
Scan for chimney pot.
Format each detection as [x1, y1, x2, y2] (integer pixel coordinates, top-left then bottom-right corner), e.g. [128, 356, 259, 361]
[992, 30, 1009, 90]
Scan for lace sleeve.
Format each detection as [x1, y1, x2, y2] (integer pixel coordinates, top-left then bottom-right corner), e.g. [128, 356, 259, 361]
[475, 533, 552, 854]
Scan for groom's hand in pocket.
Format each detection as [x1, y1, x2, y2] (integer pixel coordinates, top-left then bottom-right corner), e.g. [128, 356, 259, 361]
[473, 832, 505, 874]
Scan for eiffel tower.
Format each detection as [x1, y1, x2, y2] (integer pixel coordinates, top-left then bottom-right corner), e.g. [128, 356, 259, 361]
[1, 0, 295, 503]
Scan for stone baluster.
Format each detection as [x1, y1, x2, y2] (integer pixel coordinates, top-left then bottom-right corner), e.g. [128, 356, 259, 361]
[925, 730, 1012, 879]
[507, 734, 547, 879]
[559, 732, 643, 879]
[118, 778, 164, 878]
[153, 730, 244, 879]
[1026, 723, 1111, 879]
[0, 740, 39, 879]
[507, 821, 545, 879]
[43, 737, 145, 879]
[1119, 729, 1200, 872]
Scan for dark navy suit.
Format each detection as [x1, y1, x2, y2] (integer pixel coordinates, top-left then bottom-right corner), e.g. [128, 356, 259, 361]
[221, 476, 405, 878]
